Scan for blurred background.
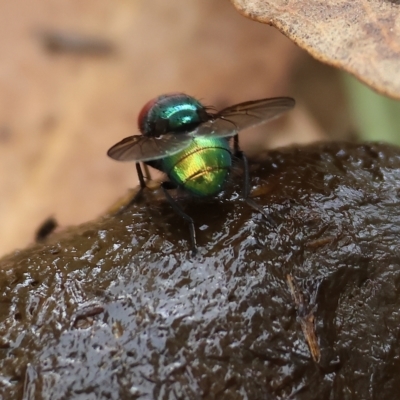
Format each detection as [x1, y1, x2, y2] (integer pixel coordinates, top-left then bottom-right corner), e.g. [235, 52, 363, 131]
[0, 0, 398, 257]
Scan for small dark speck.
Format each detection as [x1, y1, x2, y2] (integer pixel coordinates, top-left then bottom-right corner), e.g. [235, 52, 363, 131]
[35, 217, 58, 242]
[38, 30, 115, 56]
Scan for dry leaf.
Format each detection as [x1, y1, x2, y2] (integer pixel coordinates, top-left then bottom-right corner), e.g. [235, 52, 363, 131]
[231, 0, 400, 99]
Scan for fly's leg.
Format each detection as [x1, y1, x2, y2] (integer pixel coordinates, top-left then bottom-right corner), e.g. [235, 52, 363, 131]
[234, 135, 276, 226]
[115, 162, 148, 215]
[233, 134, 240, 154]
[161, 182, 198, 255]
[137, 162, 154, 189]
[142, 163, 152, 184]
[136, 162, 147, 189]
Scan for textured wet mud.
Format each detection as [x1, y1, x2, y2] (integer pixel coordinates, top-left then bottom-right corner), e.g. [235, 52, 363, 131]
[1, 142, 400, 399]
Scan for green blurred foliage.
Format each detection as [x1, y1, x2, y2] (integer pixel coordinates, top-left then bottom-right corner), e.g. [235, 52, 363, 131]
[344, 74, 400, 144]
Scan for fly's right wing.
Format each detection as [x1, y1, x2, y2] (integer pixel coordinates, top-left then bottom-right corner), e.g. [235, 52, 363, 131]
[192, 97, 295, 139]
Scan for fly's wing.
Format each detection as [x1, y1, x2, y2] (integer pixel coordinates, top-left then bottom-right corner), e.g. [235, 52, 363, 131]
[192, 97, 295, 139]
[107, 133, 193, 162]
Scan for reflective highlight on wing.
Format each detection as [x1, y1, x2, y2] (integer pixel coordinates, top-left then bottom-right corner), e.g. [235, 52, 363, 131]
[191, 117, 238, 138]
[192, 97, 295, 139]
[107, 134, 193, 162]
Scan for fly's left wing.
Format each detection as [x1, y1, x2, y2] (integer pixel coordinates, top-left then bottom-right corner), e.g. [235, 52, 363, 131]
[107, 133, 193, 162]
[192, 97, 295, 139]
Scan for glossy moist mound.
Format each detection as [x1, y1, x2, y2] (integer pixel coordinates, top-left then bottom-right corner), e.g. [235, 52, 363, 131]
[1, 142, 400, 400]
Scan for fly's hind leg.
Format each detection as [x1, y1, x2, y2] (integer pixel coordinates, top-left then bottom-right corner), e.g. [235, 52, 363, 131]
[233, 135, 276, 227]
[161, 181, 198, 256]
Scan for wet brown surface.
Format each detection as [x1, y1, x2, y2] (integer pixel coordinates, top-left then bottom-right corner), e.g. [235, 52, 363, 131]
[1, 141, 400, 399]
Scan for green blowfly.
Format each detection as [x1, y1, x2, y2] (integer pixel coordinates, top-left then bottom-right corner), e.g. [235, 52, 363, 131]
[107, 93, 295, 254]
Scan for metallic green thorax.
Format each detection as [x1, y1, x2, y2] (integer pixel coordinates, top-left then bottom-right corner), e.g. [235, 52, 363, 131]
[161, 102, 201, 131]
[140, 94, 206, 135]
[161, 137, 232, 197]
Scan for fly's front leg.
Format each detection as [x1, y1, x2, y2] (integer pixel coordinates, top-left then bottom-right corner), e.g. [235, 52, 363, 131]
[235, 148, 276, 227]
[115, 162, 147, 215]
[136, 162, 146, 188]
[142, 163, 152, 184]
[161, 182, 198, 256]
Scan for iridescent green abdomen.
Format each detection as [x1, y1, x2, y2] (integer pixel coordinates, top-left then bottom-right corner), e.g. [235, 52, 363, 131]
[162, 137, 231, 197]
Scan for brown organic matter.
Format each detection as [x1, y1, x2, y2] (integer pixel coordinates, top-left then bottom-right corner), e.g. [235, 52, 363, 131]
[231, 0, 400, 99]
[1, 142, 400, 399]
